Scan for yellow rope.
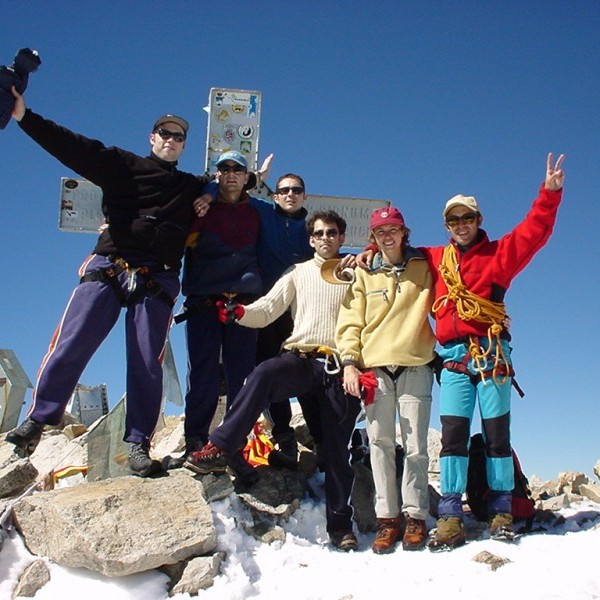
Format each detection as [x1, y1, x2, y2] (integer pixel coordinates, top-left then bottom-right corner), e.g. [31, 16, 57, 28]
[431, 244, 511, 385]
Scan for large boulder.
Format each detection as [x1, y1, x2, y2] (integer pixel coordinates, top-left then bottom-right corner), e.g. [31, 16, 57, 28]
[12, 472, 216, 577]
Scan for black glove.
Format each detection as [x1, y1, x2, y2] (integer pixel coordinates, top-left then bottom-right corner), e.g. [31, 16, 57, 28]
[0, 48, 41, 130]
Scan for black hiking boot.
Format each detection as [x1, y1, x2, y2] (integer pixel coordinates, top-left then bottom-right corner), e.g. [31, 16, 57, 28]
[228, 450, 259, 485]
[330, 531, 358, 552]
[268, 431, 298, 469]
[5, 417, 45, 457]
[163, 439, 205, 470]
[128, 442, 163, 478]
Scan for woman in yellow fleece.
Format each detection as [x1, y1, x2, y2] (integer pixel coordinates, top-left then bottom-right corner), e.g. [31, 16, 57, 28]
[335, 206, 436, 554]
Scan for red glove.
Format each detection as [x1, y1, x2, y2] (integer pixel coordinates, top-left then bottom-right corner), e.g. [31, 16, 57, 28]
[216, 300, 245, 324]
[358, 370, 378, 406]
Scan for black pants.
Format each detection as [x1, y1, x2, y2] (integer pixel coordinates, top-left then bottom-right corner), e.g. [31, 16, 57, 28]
[256, 311, 323, 444]
[210, 351, 361, 533]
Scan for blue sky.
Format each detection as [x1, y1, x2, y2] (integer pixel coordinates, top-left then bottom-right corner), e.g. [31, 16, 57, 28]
[2, 1, 598, 480]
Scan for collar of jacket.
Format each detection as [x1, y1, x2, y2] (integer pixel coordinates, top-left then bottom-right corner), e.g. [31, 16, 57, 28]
[370, 245, 426, 271]
[274, 203, 308, 221]
[148, 152, 178, 171]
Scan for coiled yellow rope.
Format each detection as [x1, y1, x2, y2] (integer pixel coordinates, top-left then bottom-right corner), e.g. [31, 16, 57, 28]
[432, 244, 511, 385]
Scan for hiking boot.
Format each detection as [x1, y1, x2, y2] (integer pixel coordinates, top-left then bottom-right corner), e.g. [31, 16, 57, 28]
[428, 517, 466, 552]
[330, 531, 358, 552]
[5, 417, 45, 457]
[402, 516, 428, 551]
[164, 439, 205, 470]
[372, 517, 402, 554]
[268, 431, 298, 469]
[184, 442, 228, 475]
[489, 512, 515, 541]
[128, 442, 163, 478]
[228, 450, 258, 485]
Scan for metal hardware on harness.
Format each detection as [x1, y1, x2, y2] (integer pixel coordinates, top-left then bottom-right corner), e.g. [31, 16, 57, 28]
[79, 257, 173, 309]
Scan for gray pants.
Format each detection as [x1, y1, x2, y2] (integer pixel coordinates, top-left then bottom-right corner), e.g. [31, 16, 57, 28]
[365, 365, 433, 520]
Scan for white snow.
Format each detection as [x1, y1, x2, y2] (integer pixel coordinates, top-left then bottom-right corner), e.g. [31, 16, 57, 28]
[2, 478, 600, 600]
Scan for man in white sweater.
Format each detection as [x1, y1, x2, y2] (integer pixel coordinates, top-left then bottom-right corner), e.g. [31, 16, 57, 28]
[185, 210, 361, 551]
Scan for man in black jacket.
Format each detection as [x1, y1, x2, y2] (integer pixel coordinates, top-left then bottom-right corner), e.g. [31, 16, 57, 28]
[5, 87, 213, 476]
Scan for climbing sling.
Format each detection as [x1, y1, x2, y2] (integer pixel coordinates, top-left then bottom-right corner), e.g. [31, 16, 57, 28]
[431, 244, 512, 387]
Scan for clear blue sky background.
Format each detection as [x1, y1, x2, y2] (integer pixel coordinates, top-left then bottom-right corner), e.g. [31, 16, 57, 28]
[2, 1, 598, 480]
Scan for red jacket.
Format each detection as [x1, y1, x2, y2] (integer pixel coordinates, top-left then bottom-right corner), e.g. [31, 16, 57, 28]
[422, 185, 562, 345]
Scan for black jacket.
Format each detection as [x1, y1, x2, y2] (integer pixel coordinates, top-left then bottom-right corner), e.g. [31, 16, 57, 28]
[19, 109, 211, 270]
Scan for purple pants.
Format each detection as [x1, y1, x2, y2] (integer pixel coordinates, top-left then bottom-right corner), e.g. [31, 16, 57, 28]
[29, 254, 180, 443]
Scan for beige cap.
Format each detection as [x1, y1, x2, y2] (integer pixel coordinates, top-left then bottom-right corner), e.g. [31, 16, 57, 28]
[443, 194, 482, 218]
[320, 259, 355, 285]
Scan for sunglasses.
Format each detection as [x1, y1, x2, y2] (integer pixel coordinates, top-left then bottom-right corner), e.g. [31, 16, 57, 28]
[311, 228, 339, 239]
[218, 164, 247, 173]
[445, 212, 479, 227]
[276, 186, 304, 195]
[155, 128, 186, 142]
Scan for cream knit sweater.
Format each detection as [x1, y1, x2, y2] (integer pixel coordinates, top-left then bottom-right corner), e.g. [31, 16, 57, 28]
[239, 254, 349, 352]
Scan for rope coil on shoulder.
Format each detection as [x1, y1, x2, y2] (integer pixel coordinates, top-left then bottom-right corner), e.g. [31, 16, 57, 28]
[432, 244, 510, 385]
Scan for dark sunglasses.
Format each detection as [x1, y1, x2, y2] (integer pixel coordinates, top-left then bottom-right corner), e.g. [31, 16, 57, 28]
[311, 228, 339, 239]
[218, 164, 247, 173]
[155, 128, 186, 142]
[445, 212, 479, 227]
[276, 186, 304, 195]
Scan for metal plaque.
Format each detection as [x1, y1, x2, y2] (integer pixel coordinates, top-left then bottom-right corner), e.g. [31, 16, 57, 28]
[58, 177, 105, 233]
[205, 88, 261, 174]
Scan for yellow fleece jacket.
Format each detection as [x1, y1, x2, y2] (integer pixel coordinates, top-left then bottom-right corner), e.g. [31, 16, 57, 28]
[335, 251, 436, 368]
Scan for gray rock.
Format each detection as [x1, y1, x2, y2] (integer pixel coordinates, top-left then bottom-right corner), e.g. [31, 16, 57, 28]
[579, 483, 600, 504]
[170, 554, 224, 596]
[11, 558, 51, 598]
[594, 460, 600, 482]
[12, 472, 216, 577]
[0, 454, 38, 499]
[558, 471, 589, 495]
[472, 550, 512, 571]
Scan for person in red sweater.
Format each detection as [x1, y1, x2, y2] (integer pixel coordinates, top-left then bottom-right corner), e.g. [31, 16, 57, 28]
[426, 153, 565, 549]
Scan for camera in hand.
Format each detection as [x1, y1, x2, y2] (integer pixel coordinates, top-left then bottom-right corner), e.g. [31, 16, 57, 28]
[0, 48, 41, 129]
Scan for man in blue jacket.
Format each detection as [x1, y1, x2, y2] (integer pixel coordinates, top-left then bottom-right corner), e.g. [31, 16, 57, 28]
[250, 172, 320, 468]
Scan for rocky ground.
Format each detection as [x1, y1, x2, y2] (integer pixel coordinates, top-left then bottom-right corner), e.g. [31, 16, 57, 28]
[1, 408, 600, 597]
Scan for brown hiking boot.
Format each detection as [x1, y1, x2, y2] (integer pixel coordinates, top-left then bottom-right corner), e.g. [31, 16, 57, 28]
[184, 442, 228, 474]
[489, 512, 515, 541]
[372, 517, 403, 554]
[402, 516, 428, 551]
[428, 517, 466, 552]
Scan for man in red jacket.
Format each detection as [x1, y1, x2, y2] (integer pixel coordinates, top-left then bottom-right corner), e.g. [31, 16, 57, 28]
[427, 153, 565, 550]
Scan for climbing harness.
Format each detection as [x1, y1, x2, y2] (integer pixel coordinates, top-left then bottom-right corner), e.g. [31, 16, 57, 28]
[80, 256, 174, 308]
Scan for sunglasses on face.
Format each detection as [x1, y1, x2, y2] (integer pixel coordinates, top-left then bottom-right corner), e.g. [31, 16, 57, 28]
[155, 128, 186, 143]
[445, 212, 479, 228]
[218, 164, 247, 174]
[276, 186, 304, 195]
[311, 228, 339, 239]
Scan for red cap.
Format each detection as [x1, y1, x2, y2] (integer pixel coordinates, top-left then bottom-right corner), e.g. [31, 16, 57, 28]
[370, 206, 405, 230]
